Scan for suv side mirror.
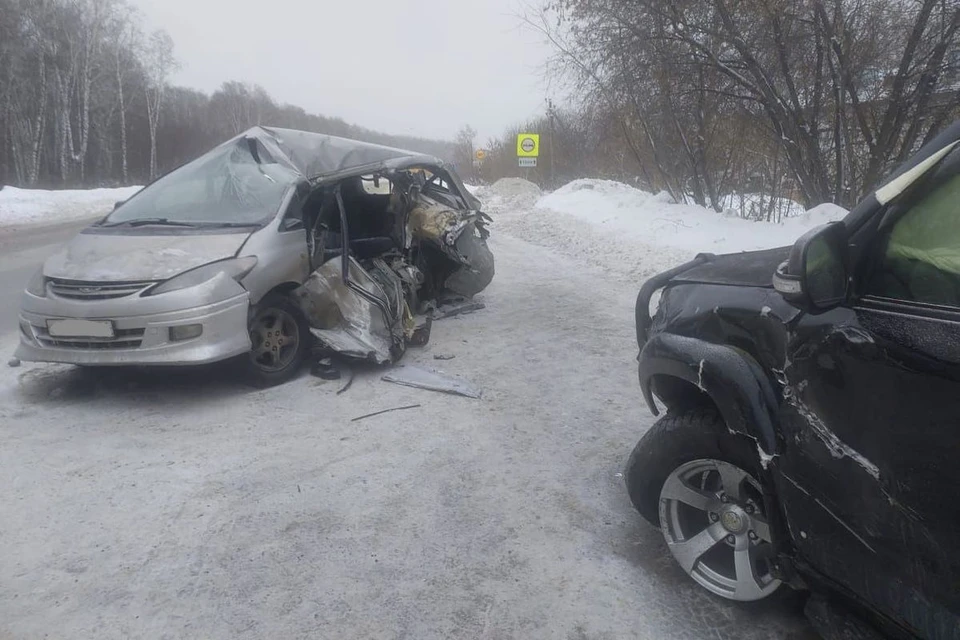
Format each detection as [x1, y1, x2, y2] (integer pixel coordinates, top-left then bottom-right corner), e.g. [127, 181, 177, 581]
[773, 222, 849, 313]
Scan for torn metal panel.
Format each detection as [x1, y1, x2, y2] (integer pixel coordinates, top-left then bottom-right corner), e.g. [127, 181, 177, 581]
[409, 198, 463, 244]
[295, 256, 402, 364]
[382, 365, 482, 399]
[408, 196, 495, 298]
[781, 383, 881, 480]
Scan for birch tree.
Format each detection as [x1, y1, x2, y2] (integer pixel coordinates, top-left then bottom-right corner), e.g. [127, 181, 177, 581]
[142, 29, 176, 180]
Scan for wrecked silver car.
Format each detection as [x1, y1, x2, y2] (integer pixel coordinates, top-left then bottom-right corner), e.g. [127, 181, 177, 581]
[16, 127, 494, 386]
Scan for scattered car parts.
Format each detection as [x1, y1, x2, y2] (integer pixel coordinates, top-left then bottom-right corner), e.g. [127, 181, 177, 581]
[381, 365, 482, 399]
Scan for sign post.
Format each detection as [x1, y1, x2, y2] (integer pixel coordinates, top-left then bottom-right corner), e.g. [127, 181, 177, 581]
[473, 149, 487, 182]
[517, 133, 539, 169]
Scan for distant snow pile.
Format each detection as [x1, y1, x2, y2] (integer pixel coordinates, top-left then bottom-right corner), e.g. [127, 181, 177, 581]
[475, 178, 542, 213]
[492, 177, 848, 282]
[538, 178, 674, 213]
[0, 185, 142, 229]
[719, 193, 807, 220]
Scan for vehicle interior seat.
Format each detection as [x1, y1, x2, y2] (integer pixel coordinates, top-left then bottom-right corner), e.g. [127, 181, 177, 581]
[305, 181, 401, 265]
[339, 178, 403, 261]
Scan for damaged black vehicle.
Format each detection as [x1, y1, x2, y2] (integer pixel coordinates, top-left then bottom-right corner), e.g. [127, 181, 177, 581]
[626, 121, 960, 639]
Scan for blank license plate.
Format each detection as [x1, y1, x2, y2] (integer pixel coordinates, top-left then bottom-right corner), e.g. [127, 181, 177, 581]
[47, 319, 115, 338]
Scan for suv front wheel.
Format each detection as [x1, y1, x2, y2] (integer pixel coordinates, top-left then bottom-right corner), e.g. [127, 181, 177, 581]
[625, 409, 782, 602]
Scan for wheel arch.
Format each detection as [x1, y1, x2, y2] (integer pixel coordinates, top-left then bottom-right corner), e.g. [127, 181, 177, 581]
[249, 281, 301, 306]
[639, 333, 780, 455]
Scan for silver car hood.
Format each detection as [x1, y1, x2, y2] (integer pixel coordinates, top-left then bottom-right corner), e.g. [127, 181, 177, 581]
[43, 229, 252, 282]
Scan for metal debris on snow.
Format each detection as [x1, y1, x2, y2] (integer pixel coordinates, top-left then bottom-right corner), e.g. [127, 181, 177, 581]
[310, 357, 341, 380]
[351, 404, 422, 423]
[381, 365, 482, 399]
[336, 367, 356, 395]
[430, 300, 486, 320]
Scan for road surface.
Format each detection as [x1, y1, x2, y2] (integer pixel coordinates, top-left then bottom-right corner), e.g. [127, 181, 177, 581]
[0, 221, 817, 639]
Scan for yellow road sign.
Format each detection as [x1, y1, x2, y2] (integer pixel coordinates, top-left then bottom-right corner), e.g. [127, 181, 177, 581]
[517, 133, 540, 158]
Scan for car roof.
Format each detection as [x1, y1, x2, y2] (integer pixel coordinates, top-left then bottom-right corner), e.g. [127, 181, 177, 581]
[241, 126, 442, 181]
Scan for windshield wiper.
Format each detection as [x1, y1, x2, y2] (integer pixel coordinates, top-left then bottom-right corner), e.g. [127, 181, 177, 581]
[201, 221, 264, 228]
[101, 218, 199, 228]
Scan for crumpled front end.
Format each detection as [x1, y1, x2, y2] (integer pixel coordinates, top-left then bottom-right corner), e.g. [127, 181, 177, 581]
[409, 199, 495, 299]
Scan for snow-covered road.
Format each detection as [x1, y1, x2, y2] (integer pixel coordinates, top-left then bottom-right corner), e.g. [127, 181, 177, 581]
[0, 221, 816, 638]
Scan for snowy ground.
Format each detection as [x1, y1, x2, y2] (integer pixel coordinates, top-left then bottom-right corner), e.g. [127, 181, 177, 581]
[0, 182, 825, 639]
[0, 185, 141, 229]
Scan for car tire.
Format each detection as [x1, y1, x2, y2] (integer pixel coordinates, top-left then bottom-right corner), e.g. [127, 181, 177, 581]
[625, 408, 783, 601]
[242, 293, 310, 388]
[625, 408, 758, 524]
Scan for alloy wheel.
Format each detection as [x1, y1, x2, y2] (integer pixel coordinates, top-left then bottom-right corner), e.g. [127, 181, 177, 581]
[249, 307, 301, 372]
[659, 458, 781, 601]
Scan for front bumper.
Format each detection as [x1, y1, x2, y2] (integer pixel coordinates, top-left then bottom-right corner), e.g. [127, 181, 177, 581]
[16, 293, 252, 366]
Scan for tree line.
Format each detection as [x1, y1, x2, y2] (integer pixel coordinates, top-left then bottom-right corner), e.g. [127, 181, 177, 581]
[464, 0, 960, 218]
[0, 0, 455, 189]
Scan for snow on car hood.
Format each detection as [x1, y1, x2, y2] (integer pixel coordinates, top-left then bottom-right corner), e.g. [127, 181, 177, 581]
[43, 228, 252, 282]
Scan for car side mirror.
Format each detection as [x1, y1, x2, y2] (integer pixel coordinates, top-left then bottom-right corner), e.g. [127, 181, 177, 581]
[773, 222, 849, 313]
[113, 200, 125, 210]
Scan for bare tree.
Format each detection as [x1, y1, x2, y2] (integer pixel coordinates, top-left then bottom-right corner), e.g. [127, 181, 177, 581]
[528, 0, 960, 207]
[110, 2, 138, 183]
[0, 0, 458, 189]
[454, 125, 478, 181]
[141, 29, 176, 180]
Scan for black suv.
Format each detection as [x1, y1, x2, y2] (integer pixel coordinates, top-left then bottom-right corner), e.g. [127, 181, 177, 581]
[625, 121, 960, 640]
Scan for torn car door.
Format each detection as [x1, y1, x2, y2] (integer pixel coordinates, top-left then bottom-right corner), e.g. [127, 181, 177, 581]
[295, 256, 404, 364]
[294, 184, 406, 364]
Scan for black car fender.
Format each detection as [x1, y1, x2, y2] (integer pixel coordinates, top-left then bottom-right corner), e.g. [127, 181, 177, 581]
[639, 332, 780, 455]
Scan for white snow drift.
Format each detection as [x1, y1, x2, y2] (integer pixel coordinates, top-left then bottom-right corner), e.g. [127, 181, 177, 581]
[479, 177, 847, 281]
[0, 185, 142, 228]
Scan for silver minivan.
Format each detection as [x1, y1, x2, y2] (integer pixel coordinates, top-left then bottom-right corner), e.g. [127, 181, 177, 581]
[16, 127, 494, 386]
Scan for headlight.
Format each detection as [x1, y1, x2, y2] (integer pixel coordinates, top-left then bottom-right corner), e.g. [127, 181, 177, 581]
[25, 270, 47, 297]
[145, 257, 258, 296]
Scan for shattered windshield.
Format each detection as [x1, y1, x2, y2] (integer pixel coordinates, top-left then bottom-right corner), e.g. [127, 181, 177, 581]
[105, 139, 299, 227]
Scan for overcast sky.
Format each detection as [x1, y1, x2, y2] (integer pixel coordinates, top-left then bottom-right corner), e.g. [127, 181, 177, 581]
[128, 0, 553, 144]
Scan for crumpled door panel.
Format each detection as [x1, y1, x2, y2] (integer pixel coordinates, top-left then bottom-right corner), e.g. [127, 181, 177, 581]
[295, 256, 402, 364]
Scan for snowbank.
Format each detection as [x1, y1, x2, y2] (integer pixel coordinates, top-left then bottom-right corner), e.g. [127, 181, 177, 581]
[476, 178, 542, 213]
[0, 185, 142, 229]
[480, 177, 848, 282]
